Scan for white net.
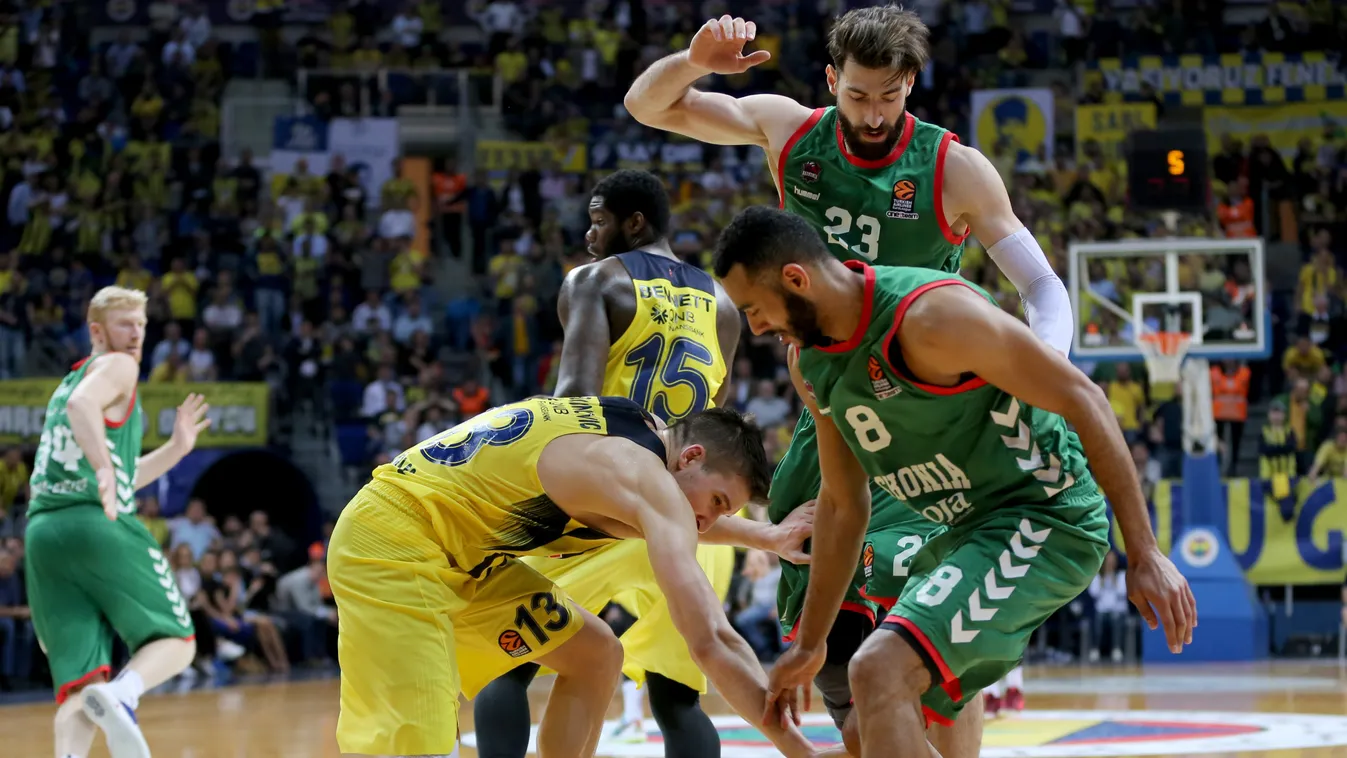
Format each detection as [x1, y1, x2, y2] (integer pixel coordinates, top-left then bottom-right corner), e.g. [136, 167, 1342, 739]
[1138, 331, 1191, 384]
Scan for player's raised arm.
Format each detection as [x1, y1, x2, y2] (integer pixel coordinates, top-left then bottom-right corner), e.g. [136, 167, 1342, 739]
[942, 142, 1074, 355]
[135, 393, 211, 489]
[624, 16, 810, 148]
[65, 352, 139, 518]
[555, 261, 617, 397]
[897, 284, 1196, 653]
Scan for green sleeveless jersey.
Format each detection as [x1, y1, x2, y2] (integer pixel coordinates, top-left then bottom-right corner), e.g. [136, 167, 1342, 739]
[777, 108, 967, 273]
[799, 264, 1101, 530]
[28, 355, 143, 519]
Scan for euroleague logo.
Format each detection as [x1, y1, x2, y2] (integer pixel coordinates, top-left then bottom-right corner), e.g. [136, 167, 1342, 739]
[888, 179, 918, 220]
[861, 541, 875, 579]
[867, 356, 900, 399]
[498, 630, 532, 658]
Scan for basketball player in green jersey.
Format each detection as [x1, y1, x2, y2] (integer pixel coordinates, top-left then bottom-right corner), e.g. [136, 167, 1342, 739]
[712, 206, 1196, 757]
[24, 286, 211, 758]
[627, 7, 1073, 751]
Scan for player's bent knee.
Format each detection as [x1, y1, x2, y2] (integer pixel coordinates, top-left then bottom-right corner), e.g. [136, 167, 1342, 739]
[542, 610, 623, 685]
[848, 629, 929, 704]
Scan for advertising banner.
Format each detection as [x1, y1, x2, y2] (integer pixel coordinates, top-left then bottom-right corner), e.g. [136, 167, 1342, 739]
[1075, 102, 1158, 161]
[0, 380, 269, 448]
[1088, 51, 1347, 106]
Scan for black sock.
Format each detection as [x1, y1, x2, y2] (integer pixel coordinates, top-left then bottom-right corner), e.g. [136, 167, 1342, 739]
[646, 672, 721, 758]
[472, 662, 540, 758]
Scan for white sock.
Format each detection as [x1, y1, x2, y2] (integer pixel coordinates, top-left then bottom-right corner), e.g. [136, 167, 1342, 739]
[622, 678, 643, 724]
[984, 680, 1003, 698]
[1005, 666, 1024, 691]
[109, 669, 145, 709]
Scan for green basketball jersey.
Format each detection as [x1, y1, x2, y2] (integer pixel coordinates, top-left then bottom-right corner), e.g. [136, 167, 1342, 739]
[778, 108, 967, 273]
[799, 264, 1100, 529]
[28, 355, 143, 520]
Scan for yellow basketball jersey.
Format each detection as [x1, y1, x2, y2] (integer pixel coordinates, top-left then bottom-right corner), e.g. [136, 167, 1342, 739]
[371, 395, 664, 576]
[601, 251, 726, 422]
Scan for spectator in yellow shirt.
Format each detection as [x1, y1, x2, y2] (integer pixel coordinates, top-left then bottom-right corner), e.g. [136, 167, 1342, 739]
[1309, 425, 1347, 483]
[0, 447, 28, 523]
[149, 351, 189, 384]
[1283, 333, 1328, 381]
[1107, 363, 1147, 443]
[116, 255, 154, 293]
[1296, 241, 1340, 317]
[160, 257, 200, 326]
[137, 496, 170, 548]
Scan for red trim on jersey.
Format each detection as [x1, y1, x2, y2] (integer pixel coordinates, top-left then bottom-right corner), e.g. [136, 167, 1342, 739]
[72, 355, 140, 428]
[816, 261, 875, 354]
[56, 665, 112, 704]
[858, 584, 897, 612]
[885, 614, 963, 702]
[782, 602, 876, 643]
[835, 111, 915, 170]
[934, 132, 971, 246]
[777, 108, 827, 208]
[924, 705, 955, 728]
[880, 280, 988, 395]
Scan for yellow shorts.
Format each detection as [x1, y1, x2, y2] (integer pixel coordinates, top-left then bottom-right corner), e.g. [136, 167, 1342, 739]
[328, 483, 586, 756]
[525, 541, 736, 692]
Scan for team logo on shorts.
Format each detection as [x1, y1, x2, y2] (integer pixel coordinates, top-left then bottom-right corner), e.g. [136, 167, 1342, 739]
[867, 357, 901, 399]
[887, 179, 919, 220]
[801, 161, 822, 183]
[498, 630, 532, 658]
[861, 541, 874, 579]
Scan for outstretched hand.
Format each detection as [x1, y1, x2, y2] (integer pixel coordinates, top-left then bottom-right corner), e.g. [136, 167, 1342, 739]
[764, 641, 825, 729]
[171, 393, 212, 452]
[688, 15, 772, 75]
[770, 500, 816, 564]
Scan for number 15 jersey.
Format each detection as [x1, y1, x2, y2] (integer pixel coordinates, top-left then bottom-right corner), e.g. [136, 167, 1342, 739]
[777, 108, 967, 273]
[602, 250, 726, 421]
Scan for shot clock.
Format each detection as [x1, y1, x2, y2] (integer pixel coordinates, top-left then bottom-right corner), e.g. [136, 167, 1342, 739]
[1126, 128, 1209, 213]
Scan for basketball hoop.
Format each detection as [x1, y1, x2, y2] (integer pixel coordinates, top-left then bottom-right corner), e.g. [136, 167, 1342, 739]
[1137, 331, 1191, 383]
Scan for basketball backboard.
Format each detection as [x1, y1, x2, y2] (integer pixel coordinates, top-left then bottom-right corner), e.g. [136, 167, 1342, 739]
[1067, 237, 1269, 364]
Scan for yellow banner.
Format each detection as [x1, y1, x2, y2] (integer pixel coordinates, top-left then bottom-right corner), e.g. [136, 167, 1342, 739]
[475, 140, 588, 173]
[0, 380, 269, 448]
[1113, 478, 1347, 585]
[1075, 103, 1157, 161]
[1203, 101, 1347, 163]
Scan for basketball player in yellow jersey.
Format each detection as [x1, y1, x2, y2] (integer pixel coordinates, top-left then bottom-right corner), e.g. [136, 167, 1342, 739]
[329, 396, 815, 758]
[473, 171, 814, 758]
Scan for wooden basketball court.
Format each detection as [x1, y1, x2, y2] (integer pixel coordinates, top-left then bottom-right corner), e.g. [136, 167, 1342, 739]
[6, 662, 1347, 757]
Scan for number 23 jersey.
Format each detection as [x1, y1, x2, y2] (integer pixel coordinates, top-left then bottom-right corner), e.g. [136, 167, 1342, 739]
[798, 263, 1100, 531]
[373, 395, 666, 576]
[602, 250, 725, 420]
[777, 108, 967, 272]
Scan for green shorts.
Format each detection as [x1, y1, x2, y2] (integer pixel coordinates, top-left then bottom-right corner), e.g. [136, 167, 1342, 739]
[875, 488, 1109, 724]
[770, 412, 934, 637]
[25, 506, 196, 702]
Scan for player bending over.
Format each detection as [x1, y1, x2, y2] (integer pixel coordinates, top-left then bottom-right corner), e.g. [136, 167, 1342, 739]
[473, 172, 813, 758]
[25, 286, 211, 758]
[713, 207, 1196, 757]
[328, 397, 815, 758]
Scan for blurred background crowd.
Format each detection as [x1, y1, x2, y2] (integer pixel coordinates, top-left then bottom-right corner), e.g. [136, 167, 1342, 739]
[0, 0, 1340, 690]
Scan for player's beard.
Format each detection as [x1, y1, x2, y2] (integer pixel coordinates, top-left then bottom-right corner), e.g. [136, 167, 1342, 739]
[836, 109, 906, 162]
[782, 289, 834, 349]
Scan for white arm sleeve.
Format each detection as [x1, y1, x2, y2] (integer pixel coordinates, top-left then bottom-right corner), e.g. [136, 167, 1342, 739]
[985, 227, 1075, 356]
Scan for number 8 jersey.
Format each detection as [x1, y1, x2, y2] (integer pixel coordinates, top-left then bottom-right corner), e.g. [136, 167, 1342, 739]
[777, 108, 966, 272]
[372, 395, 665, 577]
[602, 250, 726, 420]
[798, 264, 1098, 531]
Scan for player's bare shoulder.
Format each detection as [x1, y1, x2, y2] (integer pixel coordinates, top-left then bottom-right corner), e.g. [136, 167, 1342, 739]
[535, 429, 666, 539]
[739, 94, 816, 152]
[559, 256, 637, 322]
